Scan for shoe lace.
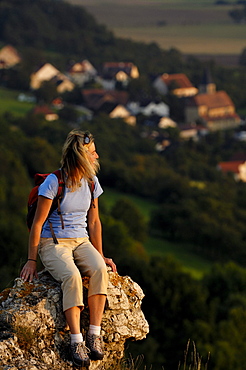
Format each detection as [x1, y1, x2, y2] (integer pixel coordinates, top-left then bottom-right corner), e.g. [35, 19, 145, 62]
[88, 334, 103, 352]
[72, 342, 90, 358]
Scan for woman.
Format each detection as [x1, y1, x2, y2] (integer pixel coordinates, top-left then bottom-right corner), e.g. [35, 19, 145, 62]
[20, 130, 116, 367]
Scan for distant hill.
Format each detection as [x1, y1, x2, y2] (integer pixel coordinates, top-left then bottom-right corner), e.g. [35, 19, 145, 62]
[0, 0, 114, 60]
[68, 0, 246, 59]
[0, 0, 190, 74]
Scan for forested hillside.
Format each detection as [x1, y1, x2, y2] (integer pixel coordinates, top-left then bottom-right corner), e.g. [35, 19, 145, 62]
[1, 0, 246, 369]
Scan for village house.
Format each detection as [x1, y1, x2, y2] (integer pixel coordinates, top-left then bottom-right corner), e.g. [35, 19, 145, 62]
[30, 63, 75, 93]
[87, 93, 135, 125]
[32, 105, 59, 121]
[179, 124, 209, 140]
[153, 73, 198, 97]
[127, 100, 169, 117]
[142, 114, 177, 130]
[99, 62, 140, 90]
[186, 70, 241, 131]
[155, 138, 172, 152]
[67, 59, 97, 86]
[82, 89, 129, 111]
[218, 160, 246, 182]
[52, 97, 64, 110]
[127, 99, 176, 129]
[158, 117, 177, 129]
[107, 104, 136, 126]
[0, 45, 21, 69]
[81, 88, 135, 124]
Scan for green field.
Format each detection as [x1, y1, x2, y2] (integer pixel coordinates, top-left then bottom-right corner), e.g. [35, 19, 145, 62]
[70, 0, 246, 56]
[103, 186, 158, 221]
[103, 187, 212, 279]
[0, 87, 35, 117]
[145, 237, 211, 279]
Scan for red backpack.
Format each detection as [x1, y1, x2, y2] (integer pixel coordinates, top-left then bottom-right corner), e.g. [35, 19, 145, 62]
[26, 169, 65, 243]
[27, 169, 95, 244]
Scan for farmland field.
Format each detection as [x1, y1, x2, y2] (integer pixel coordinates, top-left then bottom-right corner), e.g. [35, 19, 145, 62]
[69, 0, 246, 61]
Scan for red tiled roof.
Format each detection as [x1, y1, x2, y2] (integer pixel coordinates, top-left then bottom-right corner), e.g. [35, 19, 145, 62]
[102, 62, 137, 79]
[200, 113, 240, 122]
[179, 124, 208, 131]
[33, 105, 54, 115]
[82, 89, 105, 96]
[161, 73, 194, 88]
[192, 91, 234, 109]
[82, 89, 129, 110]
[103, 62, 134, 69]
[218, 161, 244, 174]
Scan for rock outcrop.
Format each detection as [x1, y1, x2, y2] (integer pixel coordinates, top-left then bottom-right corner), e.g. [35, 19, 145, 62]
[0, 269, 149, 369]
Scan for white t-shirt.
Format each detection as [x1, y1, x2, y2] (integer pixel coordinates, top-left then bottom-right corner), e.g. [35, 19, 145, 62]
[38, 173, 103, 238]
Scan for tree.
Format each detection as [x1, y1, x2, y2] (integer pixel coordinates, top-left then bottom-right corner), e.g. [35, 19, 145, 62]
[34, 80, 58, 104]
[121, 255, 208, 369]
[101, 214, 148, 264]
[111, 198, 147, 242]
[228, 5, 246, 23]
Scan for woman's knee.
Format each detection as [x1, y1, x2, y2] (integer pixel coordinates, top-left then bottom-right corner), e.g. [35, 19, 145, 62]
[91, 264, 108, 287]
[62, 269, 82, 289]
[91, 261, 107, 278]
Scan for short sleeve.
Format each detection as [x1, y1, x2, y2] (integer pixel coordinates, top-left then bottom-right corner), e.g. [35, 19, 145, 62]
[93, 176, 103, 199]
[38, 173, 59, 200]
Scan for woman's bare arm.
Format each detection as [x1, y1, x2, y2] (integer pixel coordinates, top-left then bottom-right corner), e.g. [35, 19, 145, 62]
[87, 197, 117, 272]
[20, 196, 53, 282]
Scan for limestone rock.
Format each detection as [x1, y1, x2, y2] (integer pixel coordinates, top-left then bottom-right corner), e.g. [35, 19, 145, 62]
[0, 269, 149, 369]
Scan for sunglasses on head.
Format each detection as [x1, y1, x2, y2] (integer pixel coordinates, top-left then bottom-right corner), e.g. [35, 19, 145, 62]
[83, 132, 91, 145]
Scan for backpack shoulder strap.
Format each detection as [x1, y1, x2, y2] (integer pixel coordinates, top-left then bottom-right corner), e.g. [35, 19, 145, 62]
[50, 169, 65, 229]
[88, 180, 95, 208]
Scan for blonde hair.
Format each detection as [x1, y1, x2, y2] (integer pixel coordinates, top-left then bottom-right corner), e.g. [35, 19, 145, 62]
[61, 130, 99, 191]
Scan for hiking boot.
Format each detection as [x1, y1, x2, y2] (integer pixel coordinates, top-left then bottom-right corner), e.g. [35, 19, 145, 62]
[86, 333, 104, 360]
[70, 341, 90, 367]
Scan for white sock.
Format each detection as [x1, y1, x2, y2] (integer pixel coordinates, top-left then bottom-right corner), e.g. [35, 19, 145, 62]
[70, 333, 83, 344]
[88, 324, 101, 336]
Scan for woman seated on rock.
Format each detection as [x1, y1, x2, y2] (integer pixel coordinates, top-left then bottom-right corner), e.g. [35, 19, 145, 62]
[20, 129, 117, 367]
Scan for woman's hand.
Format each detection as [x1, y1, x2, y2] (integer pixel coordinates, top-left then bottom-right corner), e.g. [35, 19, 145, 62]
[20, 260, 38, 282]
[104, 257, 117, 273]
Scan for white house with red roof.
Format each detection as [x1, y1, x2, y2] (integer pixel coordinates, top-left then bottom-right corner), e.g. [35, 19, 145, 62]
[153, 73, 198, 97]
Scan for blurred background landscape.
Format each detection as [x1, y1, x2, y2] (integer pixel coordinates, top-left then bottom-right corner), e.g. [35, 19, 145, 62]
[71, 0, 246, 65]
[1, 0, 246, 368]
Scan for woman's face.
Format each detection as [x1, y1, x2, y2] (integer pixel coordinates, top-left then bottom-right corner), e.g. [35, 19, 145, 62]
[87, 142, 99, 167]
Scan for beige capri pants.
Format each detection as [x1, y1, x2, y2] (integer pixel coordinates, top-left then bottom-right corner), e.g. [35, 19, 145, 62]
[38, 237, 108, 312]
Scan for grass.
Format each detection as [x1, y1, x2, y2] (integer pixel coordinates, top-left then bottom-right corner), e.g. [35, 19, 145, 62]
[103, 186, 158, 221]
[117, 341, 209, 369]
[144, 237, 211, 279]
[103, 187, 212, 279]
[0, 87, 35, 117]
[178, 339, 210, 370]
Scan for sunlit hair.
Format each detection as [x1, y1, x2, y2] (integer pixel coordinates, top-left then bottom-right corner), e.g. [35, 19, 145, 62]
[61, 130, 99, 191]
